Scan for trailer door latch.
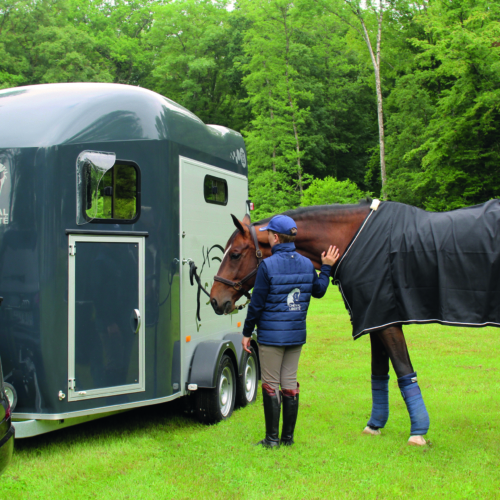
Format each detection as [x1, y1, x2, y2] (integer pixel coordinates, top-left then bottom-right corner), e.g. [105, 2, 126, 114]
[68, 378, 75, 391]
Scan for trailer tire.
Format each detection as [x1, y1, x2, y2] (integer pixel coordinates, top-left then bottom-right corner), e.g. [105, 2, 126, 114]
[236, 347, 258, 408]
[195, 354, 236, 424]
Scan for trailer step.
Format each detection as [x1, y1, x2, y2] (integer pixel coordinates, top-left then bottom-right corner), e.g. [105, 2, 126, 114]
[13, 411, 124, 438]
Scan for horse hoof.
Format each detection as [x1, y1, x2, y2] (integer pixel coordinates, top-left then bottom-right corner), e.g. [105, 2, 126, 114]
[408, 435, 426, 446]
[362, 426, 381, 436]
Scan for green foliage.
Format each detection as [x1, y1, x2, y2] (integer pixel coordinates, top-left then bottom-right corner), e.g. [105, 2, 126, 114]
[249, 169, 301, 221]
[385, 73, 436, 206]
[364, 145, 382, 198]
[240, 0, 377, 217]
[301, 175, 368, 206]
[0, 0, 115, 88]
[70, 0, 155, 86]
[147, 0, 247, 127]
[239, 0, 312, 199]
[2, 0, 500, 213]
[385, 0, 500, 210]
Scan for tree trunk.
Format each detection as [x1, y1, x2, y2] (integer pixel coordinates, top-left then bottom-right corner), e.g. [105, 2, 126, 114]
[282, 8, 304, 196]
[359, 3, 387, 199]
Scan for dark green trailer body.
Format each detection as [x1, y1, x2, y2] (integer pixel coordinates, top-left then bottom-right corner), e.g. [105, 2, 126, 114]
[0, 83, 252, 437]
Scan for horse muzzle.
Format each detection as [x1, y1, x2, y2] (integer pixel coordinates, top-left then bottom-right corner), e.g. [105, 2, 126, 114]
[210, 298, 233, 316]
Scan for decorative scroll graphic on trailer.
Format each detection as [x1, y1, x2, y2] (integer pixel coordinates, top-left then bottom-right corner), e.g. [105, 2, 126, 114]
[188, 243, 227, 331]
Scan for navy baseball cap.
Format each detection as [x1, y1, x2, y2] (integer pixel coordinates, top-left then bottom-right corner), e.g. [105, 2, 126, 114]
[259, 215, 297, 235]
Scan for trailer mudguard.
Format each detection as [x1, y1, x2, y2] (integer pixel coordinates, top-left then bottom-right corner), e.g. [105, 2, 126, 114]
[188, 340, 238, 389]
[223, 332, 258, 376]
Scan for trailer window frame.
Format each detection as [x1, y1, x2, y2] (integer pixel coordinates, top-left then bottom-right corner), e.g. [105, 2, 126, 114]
[84, 160, 141, 225]
[203, 175, 228, 206]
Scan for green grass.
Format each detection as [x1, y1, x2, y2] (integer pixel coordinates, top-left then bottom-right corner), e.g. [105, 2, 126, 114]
[2, 287, 500, 499]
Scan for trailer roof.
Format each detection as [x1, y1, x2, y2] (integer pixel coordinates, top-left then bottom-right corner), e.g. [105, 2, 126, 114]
[0, 83, 247, 172]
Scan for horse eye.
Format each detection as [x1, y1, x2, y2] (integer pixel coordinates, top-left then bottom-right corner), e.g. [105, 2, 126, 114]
[230, 253, 241, 260]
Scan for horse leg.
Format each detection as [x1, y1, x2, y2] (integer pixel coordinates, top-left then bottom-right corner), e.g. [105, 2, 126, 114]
[363, 333, 390, 436]
[377, 325, 430, 446]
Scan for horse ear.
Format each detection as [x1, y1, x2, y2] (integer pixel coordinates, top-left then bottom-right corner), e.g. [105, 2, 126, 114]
[231, 214, 245, 234]
[242, 213, 251, 225]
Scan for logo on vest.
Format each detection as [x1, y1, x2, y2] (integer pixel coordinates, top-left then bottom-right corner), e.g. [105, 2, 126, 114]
[287, 288, 301, 311]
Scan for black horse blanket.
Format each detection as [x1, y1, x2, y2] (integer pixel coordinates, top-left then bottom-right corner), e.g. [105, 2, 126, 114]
[333, 200, 500, 339]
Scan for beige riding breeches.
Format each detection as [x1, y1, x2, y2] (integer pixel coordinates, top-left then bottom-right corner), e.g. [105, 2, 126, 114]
[258, 344, 302, 392]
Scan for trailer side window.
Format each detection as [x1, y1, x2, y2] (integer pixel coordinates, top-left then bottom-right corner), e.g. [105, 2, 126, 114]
[204, 175, 227, 206]
[86, 161, 140, 223]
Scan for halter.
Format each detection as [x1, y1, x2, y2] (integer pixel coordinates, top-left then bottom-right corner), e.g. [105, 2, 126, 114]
[213, 224, 263, 300]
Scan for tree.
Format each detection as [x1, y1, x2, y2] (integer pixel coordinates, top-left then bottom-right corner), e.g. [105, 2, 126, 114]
[322, 0, 388, 198]
[386, 0, 500, 210]
[146, 0, 244, 126]
[241, 0, 378, 216]
[301, 175, 368, 205]
[0, 0, 114, 88]
[240, 0, 312, 197]
[69, 0, 155, 86]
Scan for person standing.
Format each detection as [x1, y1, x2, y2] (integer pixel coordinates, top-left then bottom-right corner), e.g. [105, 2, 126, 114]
[242, 215, 339, 447]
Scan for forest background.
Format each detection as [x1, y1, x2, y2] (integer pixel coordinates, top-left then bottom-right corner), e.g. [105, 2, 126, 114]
[1, 0, 499, 218]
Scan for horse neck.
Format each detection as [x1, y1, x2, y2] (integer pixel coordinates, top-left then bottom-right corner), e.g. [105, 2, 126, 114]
[254, 206, 370, 269]
[295, 207, 370, 268]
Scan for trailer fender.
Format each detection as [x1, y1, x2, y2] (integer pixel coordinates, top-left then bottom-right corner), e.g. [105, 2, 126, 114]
[188, 340, 238, 389]
[223, 332, 258, 376]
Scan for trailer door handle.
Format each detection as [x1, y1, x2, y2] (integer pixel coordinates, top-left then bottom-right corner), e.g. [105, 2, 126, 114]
[133, 309, 141, 334]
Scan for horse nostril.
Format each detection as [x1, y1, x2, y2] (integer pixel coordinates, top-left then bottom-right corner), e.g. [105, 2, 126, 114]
[211, 298, 222, 314]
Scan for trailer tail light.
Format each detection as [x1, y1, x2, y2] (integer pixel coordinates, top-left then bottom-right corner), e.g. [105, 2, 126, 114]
[5, 403, 11, 421]
[246, 200, 254, 211]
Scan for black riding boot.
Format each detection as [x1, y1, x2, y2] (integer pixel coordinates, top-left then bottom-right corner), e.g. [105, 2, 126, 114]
[280, 382, 300, 446]
[255, 384, 280, 448]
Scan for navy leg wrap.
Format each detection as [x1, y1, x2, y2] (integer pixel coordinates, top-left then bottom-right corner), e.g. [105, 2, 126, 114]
[367, 374, 390, 429]
[398, 372, 430, 436]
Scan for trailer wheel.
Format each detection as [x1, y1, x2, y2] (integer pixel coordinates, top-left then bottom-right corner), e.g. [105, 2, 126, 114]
[236, 347, 258, 408]
[195, 354, 236, 424]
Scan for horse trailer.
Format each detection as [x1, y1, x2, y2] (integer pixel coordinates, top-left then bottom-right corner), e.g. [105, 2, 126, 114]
[0, 83, 258, 438]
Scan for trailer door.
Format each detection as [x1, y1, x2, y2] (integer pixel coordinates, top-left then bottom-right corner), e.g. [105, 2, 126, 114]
[67, 234, 145, 401]
[179, 156, 248, 388]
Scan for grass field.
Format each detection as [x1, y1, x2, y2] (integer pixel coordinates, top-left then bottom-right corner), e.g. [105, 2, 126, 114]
[2, 286, 500, 499]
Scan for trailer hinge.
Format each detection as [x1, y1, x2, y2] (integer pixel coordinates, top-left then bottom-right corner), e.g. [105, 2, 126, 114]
[69, 243, 76, 256]
[68, 378, 76, 391]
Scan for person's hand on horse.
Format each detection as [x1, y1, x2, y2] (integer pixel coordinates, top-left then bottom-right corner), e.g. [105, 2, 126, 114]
[242, 336, 252, 354]
[321, 245, 340, 266]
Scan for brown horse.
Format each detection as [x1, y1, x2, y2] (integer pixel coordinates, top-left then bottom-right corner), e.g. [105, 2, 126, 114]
[210, 201, 428, 446]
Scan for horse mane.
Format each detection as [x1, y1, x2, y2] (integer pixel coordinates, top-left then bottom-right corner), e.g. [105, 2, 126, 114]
[252, 197, 372, 226]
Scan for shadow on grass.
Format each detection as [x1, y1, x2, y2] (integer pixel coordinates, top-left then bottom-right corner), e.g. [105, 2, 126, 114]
[14, 397, 201, 453]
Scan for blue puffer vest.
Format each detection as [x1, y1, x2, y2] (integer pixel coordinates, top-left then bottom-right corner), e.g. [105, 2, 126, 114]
[257, 242, 316, 346]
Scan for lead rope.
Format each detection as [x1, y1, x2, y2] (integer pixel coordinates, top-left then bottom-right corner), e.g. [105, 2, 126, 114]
[189, 261, 251, 321]
[188, 260, 210, 322]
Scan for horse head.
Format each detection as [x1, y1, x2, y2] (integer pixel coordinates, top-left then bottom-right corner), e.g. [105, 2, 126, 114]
[210, 213, 269, 315]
